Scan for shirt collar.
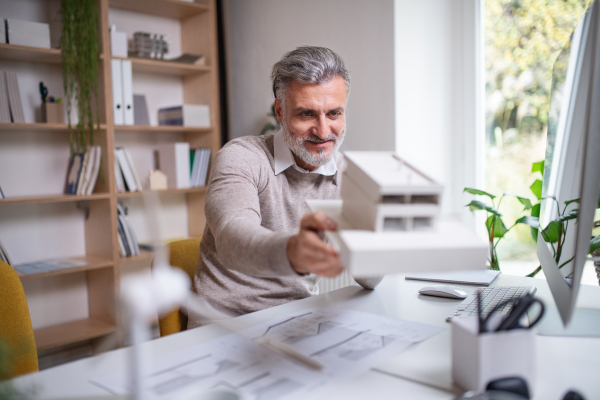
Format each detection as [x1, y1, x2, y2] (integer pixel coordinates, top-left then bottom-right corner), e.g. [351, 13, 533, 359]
[273, 128, 338, 177]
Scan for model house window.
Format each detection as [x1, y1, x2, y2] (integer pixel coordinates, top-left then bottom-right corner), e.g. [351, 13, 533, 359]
[483, 0, 591, 269]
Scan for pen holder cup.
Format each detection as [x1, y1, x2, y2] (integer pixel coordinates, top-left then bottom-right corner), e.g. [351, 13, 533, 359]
[42, 102, 64, 124]
[451, 317, 536, 394]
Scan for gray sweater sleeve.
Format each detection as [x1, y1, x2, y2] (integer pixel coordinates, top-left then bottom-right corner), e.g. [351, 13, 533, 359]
[205, 142, 297, 278]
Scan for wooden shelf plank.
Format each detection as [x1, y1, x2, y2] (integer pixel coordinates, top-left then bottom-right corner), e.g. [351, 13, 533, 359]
[115, 125, 212, 133]
[116, 187, 207, 197]
[108, 0, 209, 19]
[109, 56, 210, 76]
[0, 193, 111, 206]
[0, 123, 107, 132]
[17, 255, 113, 281]
[0, 43, 61, 63]
[119, 249, 154, 264]
[34, 318, 116, 351]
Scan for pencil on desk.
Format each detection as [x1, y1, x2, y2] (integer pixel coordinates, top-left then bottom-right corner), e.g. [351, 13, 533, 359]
[261, 338, 324, 371]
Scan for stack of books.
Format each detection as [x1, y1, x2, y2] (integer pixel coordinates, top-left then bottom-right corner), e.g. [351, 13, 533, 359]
[64, 146, 102, 195]
[117, 204, 140, 258]
[0, 71, 25, 123]
[190, 148, 211, 187]
[114, 147, 142, 192]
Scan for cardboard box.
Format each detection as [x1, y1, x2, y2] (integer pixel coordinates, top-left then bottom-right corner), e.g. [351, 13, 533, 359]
[42, 102, 64, 124]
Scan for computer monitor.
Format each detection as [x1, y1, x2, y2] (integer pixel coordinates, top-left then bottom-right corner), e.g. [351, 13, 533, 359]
[536, 0, 600, 337]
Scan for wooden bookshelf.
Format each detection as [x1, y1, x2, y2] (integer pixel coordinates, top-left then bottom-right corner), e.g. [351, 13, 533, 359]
[115, 125, 212, 133]
[0, 123, 107, 132]
[0, 193, 111, 206]
[1, 0, 222, 355]
[34, 318, 116, 351]
[116, 187, 207, 198]
[16, 255, 114, 280]
[0, 43, 62, 64]
[119, 249, 154, 264]
[108, 0, 209, 19]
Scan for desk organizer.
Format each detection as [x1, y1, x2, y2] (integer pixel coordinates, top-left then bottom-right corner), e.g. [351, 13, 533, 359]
[452, 317, 536, 393]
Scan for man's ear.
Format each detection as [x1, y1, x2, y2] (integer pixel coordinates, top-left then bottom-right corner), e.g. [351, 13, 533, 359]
[274, 99, 283, 124]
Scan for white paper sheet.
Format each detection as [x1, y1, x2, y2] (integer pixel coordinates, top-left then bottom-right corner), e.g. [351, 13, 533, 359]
[91, 307, 444, 400]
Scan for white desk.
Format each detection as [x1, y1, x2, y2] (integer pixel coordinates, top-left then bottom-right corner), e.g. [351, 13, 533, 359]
[11, 274, 600, 400]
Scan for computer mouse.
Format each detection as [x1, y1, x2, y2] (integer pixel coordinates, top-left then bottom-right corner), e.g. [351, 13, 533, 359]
[418, 285, 468, 299]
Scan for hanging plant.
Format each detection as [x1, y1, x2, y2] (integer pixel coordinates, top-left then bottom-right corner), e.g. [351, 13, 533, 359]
[61, 0, 101, 155]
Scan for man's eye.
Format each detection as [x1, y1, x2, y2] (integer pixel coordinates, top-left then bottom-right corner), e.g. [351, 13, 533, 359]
[299, 112, 312, 117]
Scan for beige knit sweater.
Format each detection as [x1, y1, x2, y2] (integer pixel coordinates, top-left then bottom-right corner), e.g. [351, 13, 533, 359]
[188, 134, 382, 329]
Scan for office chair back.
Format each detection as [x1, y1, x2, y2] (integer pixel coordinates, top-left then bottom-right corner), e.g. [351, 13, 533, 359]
[0, 260, 38, 379]
[157, 237, 202, 337]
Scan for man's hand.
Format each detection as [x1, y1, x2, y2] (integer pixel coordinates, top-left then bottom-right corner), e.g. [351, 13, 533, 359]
[287, 211, 343, 277]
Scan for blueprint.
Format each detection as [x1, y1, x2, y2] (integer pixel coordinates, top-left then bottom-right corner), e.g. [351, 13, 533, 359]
[91, 307, 444, 400]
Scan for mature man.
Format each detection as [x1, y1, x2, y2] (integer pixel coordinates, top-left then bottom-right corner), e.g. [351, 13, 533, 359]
[188, 46, 382, 329]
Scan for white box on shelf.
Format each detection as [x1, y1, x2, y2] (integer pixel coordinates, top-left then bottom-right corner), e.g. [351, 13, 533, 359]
[110, 25, 128, 57]
[158, 104, 210, 127]
[452, 317, 536, 393]
[342, 152, 442, 232]
[6, 19, 50, 48]
[158, 142, 191, 189]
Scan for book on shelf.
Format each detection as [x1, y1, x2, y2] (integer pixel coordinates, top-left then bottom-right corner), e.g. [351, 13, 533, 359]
[117, 204, 140, 257]
[158, 104, 210, 127]
[0, 185, 4, 199]
[114, 147, 142, 192]
[133, 95, 150, 126]
[158, 142, 190, 189]
[3, 71, 25, 123]
[64, 146, 102, 195]
[190, 148, 211, 187]
[0, 72, 11, 123]
[12, 258, 89, 275]
[0, 239, 12, 266]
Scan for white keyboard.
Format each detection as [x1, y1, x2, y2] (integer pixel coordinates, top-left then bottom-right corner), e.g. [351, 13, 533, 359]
[446, 286, 537, 322]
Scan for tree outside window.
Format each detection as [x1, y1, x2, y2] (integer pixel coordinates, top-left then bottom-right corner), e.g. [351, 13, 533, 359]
[484, 0, 592, 269]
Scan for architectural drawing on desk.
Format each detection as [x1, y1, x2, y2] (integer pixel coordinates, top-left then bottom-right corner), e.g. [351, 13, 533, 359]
[92, 307, 444, 400]
[251, 307, 445, 366]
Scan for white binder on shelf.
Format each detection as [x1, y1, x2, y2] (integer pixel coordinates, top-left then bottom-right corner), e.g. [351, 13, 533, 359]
[121, 59, 134, 125]
[111, 59, 124, 125]
[158, 142, 191, 189]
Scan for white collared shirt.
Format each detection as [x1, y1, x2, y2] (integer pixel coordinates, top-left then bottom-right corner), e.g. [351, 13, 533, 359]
[273, 128, 338, 177]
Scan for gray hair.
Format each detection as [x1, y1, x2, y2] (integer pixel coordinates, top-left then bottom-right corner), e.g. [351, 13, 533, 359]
[271, 46, 350, 107]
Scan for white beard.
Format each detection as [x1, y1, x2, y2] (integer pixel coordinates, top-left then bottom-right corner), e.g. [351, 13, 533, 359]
[282, 119, 345, 168]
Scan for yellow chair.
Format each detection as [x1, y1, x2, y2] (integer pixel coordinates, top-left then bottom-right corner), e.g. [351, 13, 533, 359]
[0, 260, 38, 379]
[157, 237, 202, 337]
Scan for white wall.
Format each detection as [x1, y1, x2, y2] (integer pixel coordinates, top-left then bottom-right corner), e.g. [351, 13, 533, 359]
[394, 0, 482, 224]
[224, 0, 396, 152]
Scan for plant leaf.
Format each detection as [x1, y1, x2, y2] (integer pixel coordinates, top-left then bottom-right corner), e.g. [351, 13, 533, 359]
[564, 198, 580, 206]
[464, 188, 496, 200]
[486, 215, 508, 238]
[590, 236, 600, 254]
[503, 192, 532, 210]
[530, 179, 543, 200]
[531, 160, 545, 175]
[465, 200, 502, 216]
[530, 204, 541, 242]
[557, 209, 578, 223]
[541, 220, 561, 243]
[515, 216, 539, 229]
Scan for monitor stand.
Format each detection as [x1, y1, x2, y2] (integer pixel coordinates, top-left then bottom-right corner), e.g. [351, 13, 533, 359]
[537, 307, 600, 337]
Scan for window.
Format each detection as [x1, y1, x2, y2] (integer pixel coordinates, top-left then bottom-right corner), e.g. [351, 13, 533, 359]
[484, 0, 591, 272]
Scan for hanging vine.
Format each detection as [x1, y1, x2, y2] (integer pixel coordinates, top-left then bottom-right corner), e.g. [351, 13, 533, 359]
[61, 0, 101, 155]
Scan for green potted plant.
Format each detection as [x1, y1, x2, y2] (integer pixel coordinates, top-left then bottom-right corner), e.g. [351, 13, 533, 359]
[60, 0, 101, 155]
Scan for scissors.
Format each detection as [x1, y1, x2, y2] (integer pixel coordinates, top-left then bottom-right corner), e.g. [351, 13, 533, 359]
[39, 82, 48, 103]
[483, 293, 545, 332]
